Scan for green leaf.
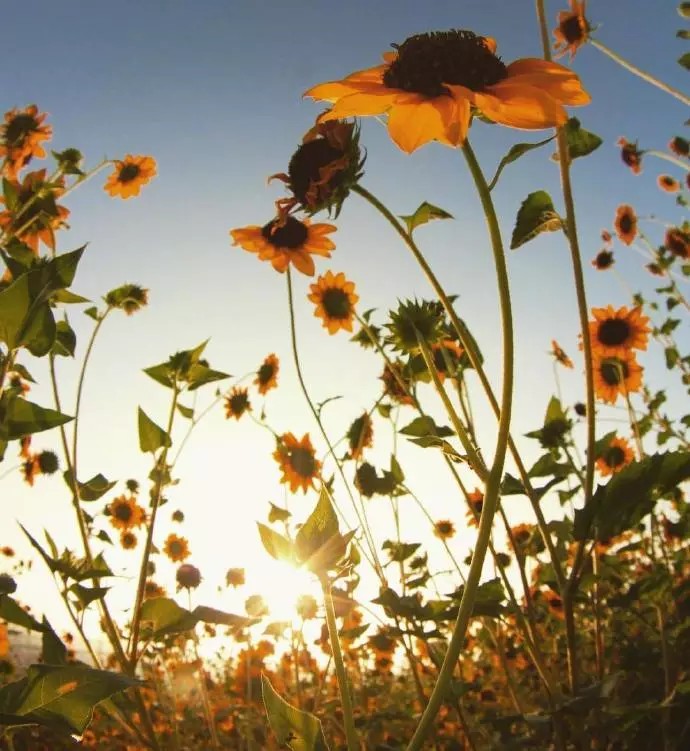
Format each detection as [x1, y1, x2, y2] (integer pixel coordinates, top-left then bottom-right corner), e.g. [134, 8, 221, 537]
[295, 488, 345, 573]
[559, 117, 603, 161]
[268, 502, 291, 524]
[399, 416, 454, 439]
[257, 523, 295, 563]
[64, 470, 117, 502]
[137, 407, 171, 453]
[142, 362, 174, 388]
[262, 674, 330, 751]
[399, 202, 453, 235]
[191, 606, 253, 631]
[176, 403, 194, 419]
[679, 2, 690, 18]
[382, 540, 420, 563]
[0, 595, 45, 632]
[52, 289, 90, 305]
[41, 618, 67, 665]
[511, 191, 563, 250]
[488, 136, 555, 191]
[3, 396, 73, 440]
[51, 319, 77, 357]
[69, 583, 110, 608]
[185, 364, 232, 392]
[679, 51, 690, 70]
[0, 664, 137, 734]
[138, 597, 197, 638]
[264, 620, 291, 638]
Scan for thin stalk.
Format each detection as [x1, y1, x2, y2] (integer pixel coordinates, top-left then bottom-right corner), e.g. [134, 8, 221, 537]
[321, 577, 360, 751]
[406, 139, 514, 751]
[646, 149, 690, 172]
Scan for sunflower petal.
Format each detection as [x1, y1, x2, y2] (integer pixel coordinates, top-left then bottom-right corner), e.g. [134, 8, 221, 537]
[474, 85, 568, 130]
[503, 69, 591, 105]
[305, 64, 388, 100]
[387, 97, 466, 153]
[291, 250, 316, 276]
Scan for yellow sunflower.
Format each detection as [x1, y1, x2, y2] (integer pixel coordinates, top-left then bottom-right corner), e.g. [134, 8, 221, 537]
[589, 305, 650, 358]
[666, 227, 690, 259]
[108, 495, 146, 531]
[511, 524, 533, 547]
[550, 340, 574, 368]
[553, 1, 591, 60]
[658, 175, 680, 193]
[305, 29, 590, 153]
[307, 270, 359, 334]
[224, 386, 251, 420]
[103, 155, 157, 199]
[596, 436, 634, 477]
[273, 432, 321, 493]
[433, 519, 456, 540]
[120, 531, 138, 550]
[163, 533, 191, 563]
[592, 350, 643, 404]
[614, 204, 637, 246]
[0, 105, 52, 179]
[255, 353, 279, 394]
[230, 216, 335, 276]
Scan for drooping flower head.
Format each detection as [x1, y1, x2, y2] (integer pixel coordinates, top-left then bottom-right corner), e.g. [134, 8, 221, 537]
[307, 270, 359, 334]
[224, 386, 251, 420]
[550, 340, 574, 368]
[255, 354, 279, 394]
[273, 432, 321, 493]
[596, 436, 634, 476]
[665, 227, 690, 259]
[306, 29, 590, 153]
[589, 305, 650, 358]
[553, 1, 591, 59]
[0, 105, 52, 179]
[231, 216, 335, 276]
[104, 155, 157, 199]
[617, 138, 643, 175]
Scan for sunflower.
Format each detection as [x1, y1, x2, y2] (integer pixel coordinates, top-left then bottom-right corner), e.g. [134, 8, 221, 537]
[542, 589, 565, 620]
[433, 519, 456, 540]
[0, 105, 52, 179]
[231, 216, 335, 276]
[511, 524, 533, 547]
[308, 270, 359, 334]
[466, 488, 484, 527]
[550, 340, 574, 368]
[596, 436, 634, 476]
[225, 567, 245, 588]
[255, 354, 279, 395]
[273, 432, 321, 493]
[120, 531, 138, 550]
[589, 305, 650, 358]
[108, 495, 146, 531]
[614, 204, 637, 246]
[658, 175, 680, 193]
[346, 412, 373, 459]
[305, 30, 590, 154]
[617, 138, 643, 175]
[669, 136, 690, 158]
[143, 580, 166, 600]
[104, 283, 149, 315]
[224, 386, 251, 420]
[176, 563, 202, 590]
[429, 338, 464, 382]
[163, 533, 190, 562]
[592, 249, 614, 270]
[380, 360, 415, 405]
[592, 350, 643, 404]
[103, 155, 157, 199]
[665, 227, 690, 258]
[553, 1, 591, 59]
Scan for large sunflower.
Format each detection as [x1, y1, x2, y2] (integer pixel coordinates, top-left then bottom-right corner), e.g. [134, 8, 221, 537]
[231, 216, 335, 276]
[273, 432, 321, 493]
[305, 29, 590, 153]
[596, 436, 634, 477]
[255, 354, 279, 394]
[103, 155, 157, 199]
[0, 105, 52, 179]
[307, 270, 359, 334]
[592, 350, 643, 404]
[589, 305, 650, 358]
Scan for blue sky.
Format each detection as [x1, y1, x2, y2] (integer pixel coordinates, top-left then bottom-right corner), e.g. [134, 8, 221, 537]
[3, 1, 689, 643]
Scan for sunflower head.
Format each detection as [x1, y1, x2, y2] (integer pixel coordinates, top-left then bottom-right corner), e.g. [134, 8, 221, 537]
[614, 204, 637, 246]
[617, 138, 643, 175]
[346, 412, 374, 459]
[120, 531, 137, 550]
[658, 175, 680, 193]
[665, 227, 690, 259]
[36, 450, 59, 475]
[0, 105, 52, 178]
[387, 299, 446, 354]
[164, 534, 191, 563]
[296, 594, 319, 620]
[105, 283, 149, 315]
[592, 249, 614, 270]
[255, 354, 279, 395]
[669, 136, 690, 158]
[224, 387, 251, 420]
[593, 351, 643, 404]
[144, 580, 166, 600]
[225, 567, 245, 588]
[176, 563, 202, 591]
[550, 340, 574, 368]
[308, 270, 359, 334]
[284, 120, 364, 217]
[380, 360, 415, 405]
[596, 435, 634, 476]
[553, 1, 591, 59]
[108, 495, 145, 530]
[273, 432, 321, 493]
[433, 519, 456, 540]
[104, 155, 157, 199]
[589, 305, 650, 358]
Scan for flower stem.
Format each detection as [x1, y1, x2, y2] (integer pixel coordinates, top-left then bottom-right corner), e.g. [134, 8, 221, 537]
[405, 138, 514, 751]
[321, 576, 360, 751]
[590, 38, 690, 108]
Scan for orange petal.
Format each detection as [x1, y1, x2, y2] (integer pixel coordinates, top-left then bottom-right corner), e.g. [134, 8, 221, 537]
[504, 70, 591, 105]
[474, 86, 568, 130]
[386, 97, 465, 153]
[291, 251, 316, 276]
[319, 90, 410, 121]
[506, 58, 581, 78]
[305, 64, 388, 100]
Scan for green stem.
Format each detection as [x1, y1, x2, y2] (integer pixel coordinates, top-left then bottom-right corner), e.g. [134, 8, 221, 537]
[646, 149, 690, 172]
[590, 38, 690, 108]
[406, 139, 514, 751]
[321, 577, 360, 751]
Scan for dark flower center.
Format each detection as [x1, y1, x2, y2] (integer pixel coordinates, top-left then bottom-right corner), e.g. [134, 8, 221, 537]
[114, 503, 133, 522]
[262, 216, 308, 248]
[383, 30, 507, 97]
[119, 163, 141, 183]
[597, 318, 631, 347]
[560, 15, 586, 44]
[618, 213, 633, 234]
[604, 446, 626, 467]
[548, 595, 564, 611]
[436, 521, 453, 536]
[289, 139, 344, 204]
[257, 363, 275, 384]
[595, 251, 614, 269]
[289, 447, 316, 478]
[169, 540, 184, 556]
[470, 498, 484, 514]
[5, 114, 39, 146]
[322, 287, 351, 319]
[621, 145, 641, 169]
[600, 358, 628, 386]
[230, 393, 249, 414]
[666, 229, 689, 258]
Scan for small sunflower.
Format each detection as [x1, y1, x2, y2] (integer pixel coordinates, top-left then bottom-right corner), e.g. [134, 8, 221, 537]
[589, 305, 650, 358]
[433, 519, 456, 540]
[669, 136, 690, 158]
[176, 563, 202, 590]
[511, 524, 533, 547]
[553, 0, 591, 59]
[0, 105, 52, 179]
[308, 270, 359, 334]
[306, 29, 589, 154]
[108, 495, 146, 531]
[380, 360, 415, 405]
[224, 386, 251, 420]
[144, 580, 166, 600]
[387, 299, 446, 354]
[658, 175, 680, 193]
[665, 227, 690, 259]
[120, 531, 138, 550]
[601, 229, 613, 245]
[431, 339, 464, 382]
[164, 533, 191, 563]
[255, 354, 279, 395]
[273, 432, 322, 493]
[225, 567, 246, 588]
[592, 249, 614, 270]
[466, 489, 484, 527]
[103, 155, 157, 199]
[550, 340, 574, 368]
[596, 436, 634, 476]
[346, 412, 373, 459]
[617, 138, 643, 175]
[592, 350, 643, 404]
[542, 589, 565, 619]
[231, 216, 335, 276]
[614, 204, 637, 246]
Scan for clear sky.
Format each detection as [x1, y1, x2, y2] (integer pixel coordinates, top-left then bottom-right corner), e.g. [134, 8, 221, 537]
[3, 1, 689, 647]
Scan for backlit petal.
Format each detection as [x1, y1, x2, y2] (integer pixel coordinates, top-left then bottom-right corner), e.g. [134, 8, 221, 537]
[318, 91, 404, 121]
[387, 97, 464, 153]
[474, 86, 568, 129]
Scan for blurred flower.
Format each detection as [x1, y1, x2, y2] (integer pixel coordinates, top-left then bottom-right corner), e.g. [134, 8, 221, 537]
[550, 340, 574, 368]
[380, 360, 414, 405]
[596, 436, 634, 476]
[230, 216, 335, 276]
[171, 509, 184, 523]
[163, 533, 190, 563]
[553, 0, 591, 59]
[255, 353, 279, 395]
[308, 270, 359, 334]
[273, 432, 321, 493]
[104, 283, 149, 315]
[245, 594, 269, 618]
[144, 580, 166, 600]
[108, 495, 146, 531]
[658, 175, 680, 193]
[296, 594, 319, 620]
[466, 489, 484, 527]
[617, 138, 643, 174]
[346, 412, 374, 460]
[589, 305, 649, 358]
[307, 30, 589, 154]
[120, 530, 138, 550]
[225, 567, 245, 588]
[224, 386, 251, 420]
[669, 136, 689, 157]
[103, 155, 157, 198]
[665, 227, 690, 258]
[176, 563, 202, 590]
[614, 204, 637, 245]
[592, 249, 614, 270]
[592, 351, 643, 404]
[0, 105, 52, 179]
[433, 519, 456, 540]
